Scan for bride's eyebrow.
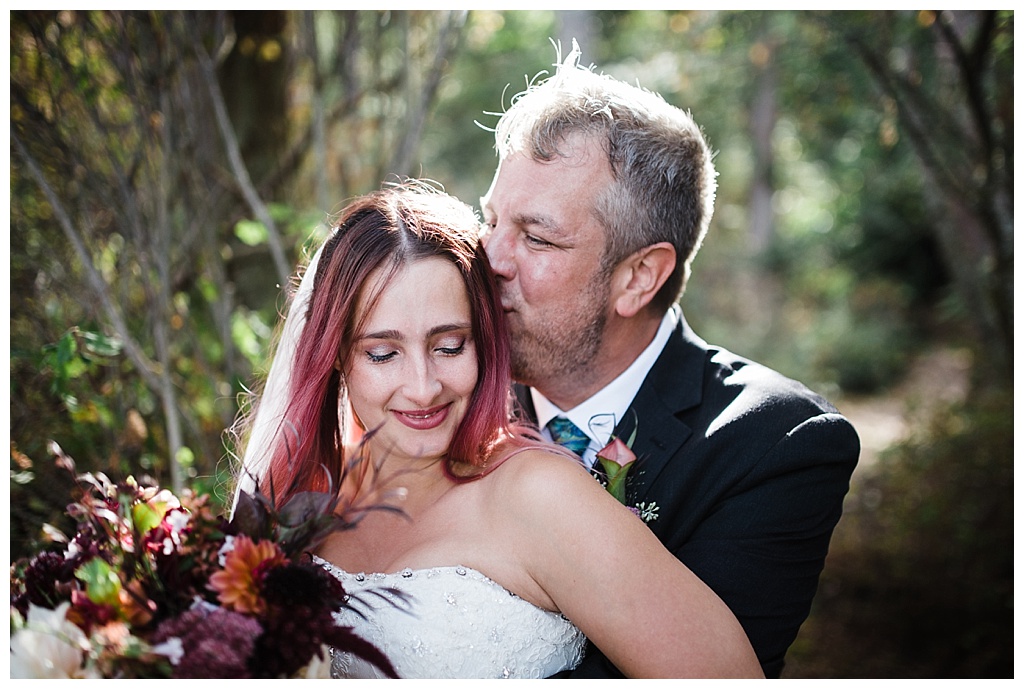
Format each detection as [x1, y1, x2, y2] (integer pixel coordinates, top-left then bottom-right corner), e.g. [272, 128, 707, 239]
[429, 323, 472, 337]
[359, 323, 471, 341]
[360, 328, 403, 341]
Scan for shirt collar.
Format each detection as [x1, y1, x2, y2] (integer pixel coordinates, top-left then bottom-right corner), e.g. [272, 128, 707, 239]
[532, 305, 680, 467]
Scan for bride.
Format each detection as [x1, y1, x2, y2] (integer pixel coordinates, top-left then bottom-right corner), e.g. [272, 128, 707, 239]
[232, 182, 762, 679]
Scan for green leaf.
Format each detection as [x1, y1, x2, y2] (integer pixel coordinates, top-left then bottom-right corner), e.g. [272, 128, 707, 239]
[76, 557, 122, 606]
[175, 446, 195, 469]
[132, 501, 163, 533]
[197, 276, 219, 303]
[64, 357, 88, 380]
[598, 458, 634, 504]
[234, 219, 268, 246]
[81, 330, 123, 358]
[267, 202, 293, 223]
[232, 310, 272, 367]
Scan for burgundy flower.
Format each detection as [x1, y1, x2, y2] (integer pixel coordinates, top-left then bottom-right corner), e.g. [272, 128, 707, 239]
[252, 563, 344, 678]
[152, 605, 262, 679]
[12, 550, 74, 615]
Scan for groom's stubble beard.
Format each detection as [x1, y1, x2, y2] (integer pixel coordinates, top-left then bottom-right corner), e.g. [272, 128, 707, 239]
[507, 266, 611, 392]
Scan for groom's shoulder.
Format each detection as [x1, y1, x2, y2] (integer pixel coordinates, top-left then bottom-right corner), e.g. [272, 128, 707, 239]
[667, 330, 846, 428]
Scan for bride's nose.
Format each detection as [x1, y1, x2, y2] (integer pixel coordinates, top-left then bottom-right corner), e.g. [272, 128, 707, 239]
[403, 357, 443, 404]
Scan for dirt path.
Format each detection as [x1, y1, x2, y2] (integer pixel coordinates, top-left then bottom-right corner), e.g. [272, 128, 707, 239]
[835, 346, 972, 476]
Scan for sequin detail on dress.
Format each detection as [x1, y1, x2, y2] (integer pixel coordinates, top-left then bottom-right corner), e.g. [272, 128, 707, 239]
[313, 556, 586, 679]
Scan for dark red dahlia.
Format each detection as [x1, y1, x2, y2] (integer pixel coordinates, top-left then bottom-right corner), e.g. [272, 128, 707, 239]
[11, 550, 75, 615]
[249, 563, 342, 677]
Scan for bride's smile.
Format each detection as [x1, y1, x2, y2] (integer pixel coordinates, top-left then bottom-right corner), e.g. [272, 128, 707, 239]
[392, 402, 452, 429]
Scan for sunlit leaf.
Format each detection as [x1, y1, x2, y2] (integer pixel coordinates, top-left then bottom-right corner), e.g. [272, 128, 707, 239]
[81, 330, 122, 358]
[76, 557, 121, 606]
[234, 219, 268, 246]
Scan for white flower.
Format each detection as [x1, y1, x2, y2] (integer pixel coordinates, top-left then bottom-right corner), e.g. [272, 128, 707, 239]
[158, 509, 191, 555]
[166, 508, 191, 532]
[296, 645, 335, 678]
[634, 501, 660, 523]
[148, 488, 181, 514]
[218, 534, 237, 566]
[9, 602, 89, 678]
[152, 637, 186, 666]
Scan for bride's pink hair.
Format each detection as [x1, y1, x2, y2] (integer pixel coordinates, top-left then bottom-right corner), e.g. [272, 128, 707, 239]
[262, 183, 522, 506]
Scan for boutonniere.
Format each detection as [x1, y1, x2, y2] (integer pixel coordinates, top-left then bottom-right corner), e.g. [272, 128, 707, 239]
[595, 426, 659, 524]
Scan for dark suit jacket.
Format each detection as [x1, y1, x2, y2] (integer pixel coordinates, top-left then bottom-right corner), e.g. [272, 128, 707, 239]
[521, 315, 860, 679]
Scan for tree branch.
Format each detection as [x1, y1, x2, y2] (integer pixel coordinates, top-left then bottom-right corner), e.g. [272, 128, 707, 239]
[387, 10, 467, 177]
[194, 39, 291, 286]
[933, 11, 994, 168]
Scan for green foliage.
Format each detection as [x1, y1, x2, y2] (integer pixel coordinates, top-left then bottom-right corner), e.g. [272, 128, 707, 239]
[231, 309, 275, 370]
[234, 219, 270, 247]
[810, 281, 918, 394]
[41, 328, 123, 411]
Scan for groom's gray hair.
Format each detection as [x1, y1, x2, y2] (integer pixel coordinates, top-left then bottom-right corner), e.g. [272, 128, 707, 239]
[492, 41, 718, 308]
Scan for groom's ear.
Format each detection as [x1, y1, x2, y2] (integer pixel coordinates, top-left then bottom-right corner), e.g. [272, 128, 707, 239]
[611, 242, 676, 318]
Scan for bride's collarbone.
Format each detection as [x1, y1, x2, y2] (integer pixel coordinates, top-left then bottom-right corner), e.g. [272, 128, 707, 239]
[322, 487, 482, 574]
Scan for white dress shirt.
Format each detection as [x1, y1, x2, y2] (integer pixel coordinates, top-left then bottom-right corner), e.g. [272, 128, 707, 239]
[532, 305, 680, 468]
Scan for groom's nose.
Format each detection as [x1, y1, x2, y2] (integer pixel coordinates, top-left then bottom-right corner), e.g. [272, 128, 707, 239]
[482, 223, 515, 281]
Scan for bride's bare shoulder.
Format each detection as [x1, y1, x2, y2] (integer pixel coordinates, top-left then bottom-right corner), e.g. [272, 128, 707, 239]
[485, 446, 597, 500]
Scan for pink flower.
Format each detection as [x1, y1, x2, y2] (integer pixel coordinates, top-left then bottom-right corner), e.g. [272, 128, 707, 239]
[596, 437, 637, 504]
[597, 437, 636, 468]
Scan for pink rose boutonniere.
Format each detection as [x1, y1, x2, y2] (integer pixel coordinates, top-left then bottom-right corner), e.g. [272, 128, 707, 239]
[595, 427, 659, 523]
[596, 436, 636, 504]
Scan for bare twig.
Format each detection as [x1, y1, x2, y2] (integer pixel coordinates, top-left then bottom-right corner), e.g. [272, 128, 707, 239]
[194, 38, 291, 286]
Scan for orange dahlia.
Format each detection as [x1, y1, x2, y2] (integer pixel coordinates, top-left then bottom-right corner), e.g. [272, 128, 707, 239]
[208, 535, 286, 615]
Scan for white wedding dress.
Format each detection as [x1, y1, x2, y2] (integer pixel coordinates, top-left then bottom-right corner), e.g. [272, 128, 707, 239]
[313, 557, 586, 679]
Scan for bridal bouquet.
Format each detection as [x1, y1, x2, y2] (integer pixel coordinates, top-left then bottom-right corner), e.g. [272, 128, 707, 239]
[10, 444, 396, 679]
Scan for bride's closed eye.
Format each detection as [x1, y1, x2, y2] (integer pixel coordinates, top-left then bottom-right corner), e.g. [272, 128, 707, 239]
[365, 347, 398, 364]
[434, 337, 467, 357]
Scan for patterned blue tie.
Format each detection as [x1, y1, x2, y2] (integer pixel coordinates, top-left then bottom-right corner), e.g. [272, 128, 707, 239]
[546, 417, 590, 458]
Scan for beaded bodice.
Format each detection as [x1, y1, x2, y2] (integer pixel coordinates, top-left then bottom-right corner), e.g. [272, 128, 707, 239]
[313, 557, 586, 679]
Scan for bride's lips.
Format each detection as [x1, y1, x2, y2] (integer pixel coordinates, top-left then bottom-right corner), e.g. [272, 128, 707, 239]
[392, 403, 452, 431]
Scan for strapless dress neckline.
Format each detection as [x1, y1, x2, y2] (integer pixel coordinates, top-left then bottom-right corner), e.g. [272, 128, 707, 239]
[312, 556, 586, 679]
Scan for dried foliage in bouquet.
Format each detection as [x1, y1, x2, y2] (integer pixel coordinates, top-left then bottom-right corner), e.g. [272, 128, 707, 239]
[9, 442, 398, 678]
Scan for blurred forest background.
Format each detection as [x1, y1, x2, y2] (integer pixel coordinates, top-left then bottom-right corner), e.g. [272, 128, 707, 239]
[8, 10, 1013, 678]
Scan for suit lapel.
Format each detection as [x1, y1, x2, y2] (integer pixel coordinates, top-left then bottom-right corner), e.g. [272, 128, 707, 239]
[512, 383, 536, 426]
[616, 317, 707, 502]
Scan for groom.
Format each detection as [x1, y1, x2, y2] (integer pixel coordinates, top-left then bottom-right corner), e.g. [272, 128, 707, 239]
[480, 47, 859, 678]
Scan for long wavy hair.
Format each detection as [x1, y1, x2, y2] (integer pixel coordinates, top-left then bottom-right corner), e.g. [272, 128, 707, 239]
[256, 183, 525, 507]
